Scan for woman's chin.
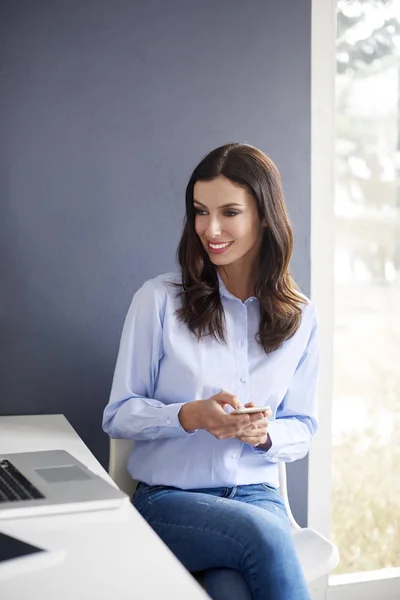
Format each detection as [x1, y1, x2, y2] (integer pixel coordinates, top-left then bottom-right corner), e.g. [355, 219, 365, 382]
[208, 253, 236, 266]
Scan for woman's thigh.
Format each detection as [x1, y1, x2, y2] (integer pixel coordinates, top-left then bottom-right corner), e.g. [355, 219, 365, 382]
[132, 484, 292, 574]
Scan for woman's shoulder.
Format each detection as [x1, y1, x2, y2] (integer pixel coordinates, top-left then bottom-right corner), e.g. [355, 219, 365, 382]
[134, 272, 182, 302]
[297, 294, 318, 330]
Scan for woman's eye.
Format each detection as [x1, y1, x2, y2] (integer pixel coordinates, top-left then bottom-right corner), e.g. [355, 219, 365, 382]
[224, 211, 239, 217]
[194, 209, 207, 216]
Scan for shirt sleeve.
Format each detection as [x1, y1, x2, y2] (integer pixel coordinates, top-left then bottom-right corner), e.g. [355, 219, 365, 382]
[256, 306, 319, 463]
[102, 279, 196, 441]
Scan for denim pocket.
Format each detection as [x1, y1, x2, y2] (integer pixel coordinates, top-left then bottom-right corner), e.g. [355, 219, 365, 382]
[260, 483, 288, 517]
[132, 482, 166, 502]
[260, 483, 280, 495]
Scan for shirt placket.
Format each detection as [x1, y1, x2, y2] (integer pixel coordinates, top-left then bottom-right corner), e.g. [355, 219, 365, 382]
[236, 301, 250, 405]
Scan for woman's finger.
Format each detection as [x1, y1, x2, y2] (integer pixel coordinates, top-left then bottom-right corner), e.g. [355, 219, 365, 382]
[214, 392, 243, 410]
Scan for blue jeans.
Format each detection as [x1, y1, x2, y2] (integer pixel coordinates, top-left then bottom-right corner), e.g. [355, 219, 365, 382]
[132, 482, 310, 600]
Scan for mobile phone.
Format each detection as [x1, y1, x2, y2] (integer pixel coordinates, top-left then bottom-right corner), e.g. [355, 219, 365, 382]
[232, 406, 271, 415]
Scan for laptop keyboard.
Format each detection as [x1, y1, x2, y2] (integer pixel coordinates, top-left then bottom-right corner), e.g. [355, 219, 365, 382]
[0, 459, 44, 503]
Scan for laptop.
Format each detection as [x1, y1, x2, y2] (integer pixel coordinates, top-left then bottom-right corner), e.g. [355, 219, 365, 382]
[0, 449, 129, 519]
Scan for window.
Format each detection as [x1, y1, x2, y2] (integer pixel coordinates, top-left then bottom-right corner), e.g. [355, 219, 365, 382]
[310, 1, 400, 598]
[333, 0, 400, 574]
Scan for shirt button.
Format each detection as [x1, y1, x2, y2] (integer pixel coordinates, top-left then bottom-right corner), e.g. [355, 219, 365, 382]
[232, 453, 237, 459]
[240, 377, 246, 383]
[167, 419, 171, 425]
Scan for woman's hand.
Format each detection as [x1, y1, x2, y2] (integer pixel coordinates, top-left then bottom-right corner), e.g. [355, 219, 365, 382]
[235, 402, 271, 447]
[179, 392, 264, 440]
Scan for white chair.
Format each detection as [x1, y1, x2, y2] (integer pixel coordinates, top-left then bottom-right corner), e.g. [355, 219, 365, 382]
[109, 438, 339, 584]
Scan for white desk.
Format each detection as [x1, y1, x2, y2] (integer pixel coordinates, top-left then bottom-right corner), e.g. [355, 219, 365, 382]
[0, 414, 209, 600]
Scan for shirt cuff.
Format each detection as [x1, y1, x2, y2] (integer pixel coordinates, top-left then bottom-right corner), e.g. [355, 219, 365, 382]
[259, 421, 281, 459]
[251, 421, 280, 459]
[162, 402, 198, 437]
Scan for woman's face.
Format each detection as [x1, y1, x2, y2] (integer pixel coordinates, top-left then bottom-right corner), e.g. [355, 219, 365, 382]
[193, 175, 264, 269]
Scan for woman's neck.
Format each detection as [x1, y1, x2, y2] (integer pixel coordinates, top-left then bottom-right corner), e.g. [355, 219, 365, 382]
[218, 263, 257, 302]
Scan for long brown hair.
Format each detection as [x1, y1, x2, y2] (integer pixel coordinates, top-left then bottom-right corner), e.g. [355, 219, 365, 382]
[176, 143, 306, 354]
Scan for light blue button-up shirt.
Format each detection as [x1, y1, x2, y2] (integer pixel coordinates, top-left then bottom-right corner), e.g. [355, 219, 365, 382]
[102, 272, 319, 489]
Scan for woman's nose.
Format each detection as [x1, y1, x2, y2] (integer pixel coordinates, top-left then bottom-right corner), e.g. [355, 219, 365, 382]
[205, 217, 222, 238]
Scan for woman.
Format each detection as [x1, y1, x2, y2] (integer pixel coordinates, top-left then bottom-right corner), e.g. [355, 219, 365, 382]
[103, 143, 318, 600]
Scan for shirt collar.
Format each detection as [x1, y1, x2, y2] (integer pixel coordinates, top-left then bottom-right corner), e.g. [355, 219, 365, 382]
[217, 272, 257, 304]
[217, 272, 232, 299]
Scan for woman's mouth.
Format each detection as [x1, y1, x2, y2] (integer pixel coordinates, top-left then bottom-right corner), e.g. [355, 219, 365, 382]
[207, 241, 234, 255]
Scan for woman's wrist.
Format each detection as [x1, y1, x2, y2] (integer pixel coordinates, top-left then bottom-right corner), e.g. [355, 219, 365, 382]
[179, 401, 201, 432]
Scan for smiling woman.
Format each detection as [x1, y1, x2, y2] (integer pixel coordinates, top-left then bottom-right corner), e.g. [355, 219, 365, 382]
[103, 142, 319, 600]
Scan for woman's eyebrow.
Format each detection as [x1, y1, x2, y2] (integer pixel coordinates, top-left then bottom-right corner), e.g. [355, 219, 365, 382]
[193, 200, 244, 208]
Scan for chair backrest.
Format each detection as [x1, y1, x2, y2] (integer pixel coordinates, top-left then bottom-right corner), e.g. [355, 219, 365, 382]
[277, 462, 300, 530]
[109, 438, 300, 529]
[109, 438, 136, 497]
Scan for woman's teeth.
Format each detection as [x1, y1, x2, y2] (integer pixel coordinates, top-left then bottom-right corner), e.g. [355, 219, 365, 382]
[209, 242, 233, 249]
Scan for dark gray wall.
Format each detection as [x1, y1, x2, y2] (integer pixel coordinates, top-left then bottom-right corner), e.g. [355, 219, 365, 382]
[0, 1, 311, 524]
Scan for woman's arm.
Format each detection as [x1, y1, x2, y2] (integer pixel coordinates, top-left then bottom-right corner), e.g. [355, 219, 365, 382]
[102, 279, 195, 441]
[255, 308, 319, 462]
